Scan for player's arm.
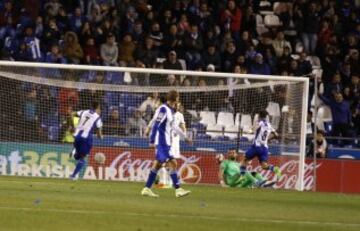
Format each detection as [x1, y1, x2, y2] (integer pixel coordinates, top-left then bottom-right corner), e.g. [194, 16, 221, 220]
[96, 118, 104, 139]
[97, 128, 104, 139]
[179, 113, 187, 133]
[169, 111, 192, 144]
[172, 122, 192, 145]
[144, 116, 156, 137]
[73, 110, 84, 117]
[252, 123, 260, 134]
[149, 107, 167, 144]
[269, 129, 279, 140]
[218, 162, 227, 187]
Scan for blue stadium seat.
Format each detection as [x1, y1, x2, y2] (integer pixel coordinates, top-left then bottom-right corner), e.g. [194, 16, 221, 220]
[196, 133, 211, 140]
[81, 71, 97, 82]
[191, 122, 206, 134]
[105, 71, 124, 84]
[324, 122, 333, 135]
[240, 136, 249, 142]
[41, 113, 59, 128]
[120, 93, 139, 107]
[104, 92, 120, 106]
[214, 136, 230, 141]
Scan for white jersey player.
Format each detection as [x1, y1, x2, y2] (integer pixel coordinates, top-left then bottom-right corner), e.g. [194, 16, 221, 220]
[170, 103, 186, 159]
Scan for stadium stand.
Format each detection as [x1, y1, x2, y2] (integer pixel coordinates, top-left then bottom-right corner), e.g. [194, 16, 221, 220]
[0, 0, 359, 151]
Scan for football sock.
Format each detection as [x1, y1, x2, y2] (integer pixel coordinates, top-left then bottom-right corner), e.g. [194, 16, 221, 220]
[159, 167, 167, 185]
[169, 170, 180, 189]
[263, 165, 274, 171]
[254, 172, 265, 182]
[71, 159, 86, 178]
[145, 168, 158, 188]
[240, 166, 246, 175]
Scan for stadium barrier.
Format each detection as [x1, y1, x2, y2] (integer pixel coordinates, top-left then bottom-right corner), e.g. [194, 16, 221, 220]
[0, 141, 359, 193]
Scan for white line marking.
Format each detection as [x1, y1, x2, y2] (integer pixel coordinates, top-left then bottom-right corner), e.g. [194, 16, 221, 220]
[0, 206, 359, 228]
[0, 206, 106, 215]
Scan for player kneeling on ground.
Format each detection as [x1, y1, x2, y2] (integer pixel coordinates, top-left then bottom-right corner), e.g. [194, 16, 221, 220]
[217, 149, 275, 188]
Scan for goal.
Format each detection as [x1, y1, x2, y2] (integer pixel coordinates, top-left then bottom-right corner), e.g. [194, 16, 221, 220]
[0, 61, 309, 190]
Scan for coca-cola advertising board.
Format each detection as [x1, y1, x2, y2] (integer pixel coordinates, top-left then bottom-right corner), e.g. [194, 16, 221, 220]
[0, 141, 358, 193]
[88, 147, 360, 193]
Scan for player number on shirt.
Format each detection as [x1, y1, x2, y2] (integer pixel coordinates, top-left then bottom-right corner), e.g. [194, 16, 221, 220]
[82, 116, 90, 126]
[261, 130, 268, 141]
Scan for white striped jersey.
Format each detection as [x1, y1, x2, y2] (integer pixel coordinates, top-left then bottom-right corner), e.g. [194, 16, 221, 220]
[253, 120, 274, 148]
[74, 110, 103, 140]
[149, 104, 186, 147]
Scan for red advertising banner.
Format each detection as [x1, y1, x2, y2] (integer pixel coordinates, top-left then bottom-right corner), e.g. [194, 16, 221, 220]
[88, 147, 360, 193]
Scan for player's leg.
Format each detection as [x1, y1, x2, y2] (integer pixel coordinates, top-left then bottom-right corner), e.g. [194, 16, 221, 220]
[236, 175, 253, 188]
[156, 165, 171, 188]
[157, 146, 180, 189]
[240, 147, 256, 174]
[168, 159, 190, 197]
[142, 146, 167, 197]
[259, 147, 281, 179]
[144, 159, 162, 188]
[70, 138, 90, 179]
[70, 153, 87, 179]
[167, 159, 191, 198]
[142, 159, 162, 197]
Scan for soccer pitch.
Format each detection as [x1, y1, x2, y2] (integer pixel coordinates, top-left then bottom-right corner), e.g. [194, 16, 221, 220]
[0, 176, 359, 231]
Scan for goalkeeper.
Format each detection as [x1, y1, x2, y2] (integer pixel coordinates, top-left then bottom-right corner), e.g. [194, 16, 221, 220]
[217, 149, 274, 188]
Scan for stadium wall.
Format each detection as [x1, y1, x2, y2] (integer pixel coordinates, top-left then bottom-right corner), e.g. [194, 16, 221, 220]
[0, 142, 359, 193]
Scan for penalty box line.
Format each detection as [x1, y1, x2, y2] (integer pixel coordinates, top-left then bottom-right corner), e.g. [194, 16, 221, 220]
[0, 206, 359, 228]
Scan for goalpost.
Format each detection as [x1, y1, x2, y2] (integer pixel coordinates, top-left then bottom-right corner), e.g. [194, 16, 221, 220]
[0, 61, 309, 190]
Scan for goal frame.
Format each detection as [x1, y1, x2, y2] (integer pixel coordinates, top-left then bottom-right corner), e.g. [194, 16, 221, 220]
[0, 60, 309, 191]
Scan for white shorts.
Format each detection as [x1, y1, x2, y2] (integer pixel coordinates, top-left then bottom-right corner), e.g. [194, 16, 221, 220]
[170, 141, 181, 159]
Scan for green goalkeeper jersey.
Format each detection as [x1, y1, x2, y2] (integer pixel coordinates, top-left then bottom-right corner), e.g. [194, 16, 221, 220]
[220, 160, 242, 187]
[220, 160, 264, 188]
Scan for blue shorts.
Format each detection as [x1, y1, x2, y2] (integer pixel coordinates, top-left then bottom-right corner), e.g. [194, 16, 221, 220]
[74, 137, 92, 160]
[156, 145, 173, 163]
[245, 145, 269, 163]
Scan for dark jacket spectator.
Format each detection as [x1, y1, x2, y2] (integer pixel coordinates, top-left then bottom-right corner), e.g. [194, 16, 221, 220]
[69, 7, 85, 33]
[203, 45, 221, 71]
[297, 52, 313, 76]
[319, 93, 353, 138]
[184, 25, 203, 53]
[45, 44, 66, 64]
[324, 73, 343, 98]
[163, 24, 184, 54]
[249, 53, 271, 75]
[42, 19, 61, 51]
[222, 41, 238, 72]
[134, 37, 158, 67]
[163, 51, 183, 70]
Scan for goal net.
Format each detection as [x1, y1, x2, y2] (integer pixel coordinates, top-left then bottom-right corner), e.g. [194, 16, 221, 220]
[0, 61, 309, 190]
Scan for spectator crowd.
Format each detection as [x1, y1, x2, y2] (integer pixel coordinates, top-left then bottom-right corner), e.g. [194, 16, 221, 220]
[0, 0, 359, 149]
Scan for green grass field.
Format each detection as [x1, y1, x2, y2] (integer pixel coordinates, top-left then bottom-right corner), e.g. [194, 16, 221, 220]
[0, 176, 359, 231]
